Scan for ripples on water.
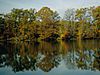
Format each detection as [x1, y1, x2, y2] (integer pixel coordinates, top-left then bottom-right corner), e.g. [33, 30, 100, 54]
[0, 40, 100, 75]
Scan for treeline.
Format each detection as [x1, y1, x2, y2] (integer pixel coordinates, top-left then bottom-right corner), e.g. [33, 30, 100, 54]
[0, 6, 100, 41]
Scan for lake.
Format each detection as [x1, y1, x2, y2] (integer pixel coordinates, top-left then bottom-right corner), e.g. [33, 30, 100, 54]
[0, 40, 100, 75]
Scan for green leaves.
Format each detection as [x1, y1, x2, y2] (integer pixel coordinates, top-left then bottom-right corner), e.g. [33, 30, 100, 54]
[0, 6, 100, 41]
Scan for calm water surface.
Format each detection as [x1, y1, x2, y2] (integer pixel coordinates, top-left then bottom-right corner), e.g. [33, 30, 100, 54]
[0, 40, 100, 75]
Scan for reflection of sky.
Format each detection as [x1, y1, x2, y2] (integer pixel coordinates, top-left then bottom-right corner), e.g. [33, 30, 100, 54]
[0, 58, 100, 74]
[0, 0, 100, 16]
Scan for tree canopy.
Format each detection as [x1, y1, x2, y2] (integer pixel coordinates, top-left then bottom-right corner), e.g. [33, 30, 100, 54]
[0, 6, 100, 41]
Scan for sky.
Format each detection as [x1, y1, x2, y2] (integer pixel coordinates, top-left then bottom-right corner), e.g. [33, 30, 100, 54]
[0, 0, 100, 16]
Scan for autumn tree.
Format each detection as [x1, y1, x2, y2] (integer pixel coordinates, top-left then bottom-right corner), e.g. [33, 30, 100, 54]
[0, 6, 100, 41]
[92, 6, 100, 38]
[0, 14, 5, 39]
[36, 7, 60, 41]
[62, 9, 76, 40]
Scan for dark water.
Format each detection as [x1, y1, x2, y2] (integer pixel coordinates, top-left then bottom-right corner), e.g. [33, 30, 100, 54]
[0, 40, 100, 75]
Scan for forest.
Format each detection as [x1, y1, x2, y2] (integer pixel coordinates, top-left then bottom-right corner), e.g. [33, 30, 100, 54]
[0, 6, 100, 41]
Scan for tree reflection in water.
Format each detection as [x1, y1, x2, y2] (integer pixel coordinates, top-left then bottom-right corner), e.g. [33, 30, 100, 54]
[0, 40, 100, 73]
